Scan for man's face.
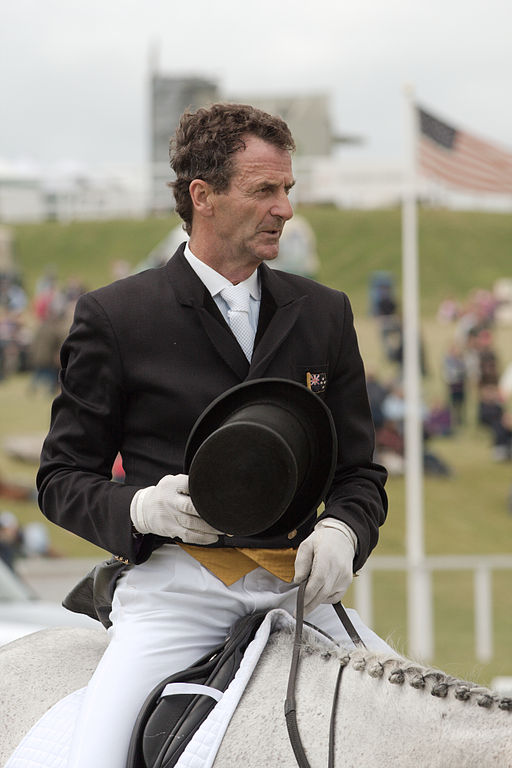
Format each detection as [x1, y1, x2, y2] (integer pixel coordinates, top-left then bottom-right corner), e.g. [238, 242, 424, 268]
[208, 135, 295, 269]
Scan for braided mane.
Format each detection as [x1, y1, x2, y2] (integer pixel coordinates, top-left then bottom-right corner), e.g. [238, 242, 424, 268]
[285, 627, 512, 713]
[344, 648, 512, 712]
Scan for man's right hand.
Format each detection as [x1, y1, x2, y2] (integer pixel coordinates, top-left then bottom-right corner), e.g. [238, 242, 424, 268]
[130, 474, 220, 544]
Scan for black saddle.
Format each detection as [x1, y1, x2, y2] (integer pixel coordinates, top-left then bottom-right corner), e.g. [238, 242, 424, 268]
[125, 609, 267, 768]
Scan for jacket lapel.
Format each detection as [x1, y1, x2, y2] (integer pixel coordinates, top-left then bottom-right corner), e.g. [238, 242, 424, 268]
[166, 248, 250, 379]
[249, 264, 306, 378]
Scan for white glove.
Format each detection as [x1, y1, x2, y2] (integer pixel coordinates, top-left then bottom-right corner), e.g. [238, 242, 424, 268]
[293, 518, 357, 615]
[130, 474, 221, 545]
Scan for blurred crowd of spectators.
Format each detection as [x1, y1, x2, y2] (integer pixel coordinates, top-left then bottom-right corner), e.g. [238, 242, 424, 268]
[0, 509, 58, 571]
[438, 288, 512, 462]
[0, 268, 87, 390]
[369, 282, 512, 475]
[0, 269, 89, 570]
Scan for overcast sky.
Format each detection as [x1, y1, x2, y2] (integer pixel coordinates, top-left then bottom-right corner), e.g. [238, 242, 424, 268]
[1, 0, 511, 172]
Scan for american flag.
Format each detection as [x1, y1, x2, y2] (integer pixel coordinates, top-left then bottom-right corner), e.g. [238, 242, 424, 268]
[417, 106, 512, 195]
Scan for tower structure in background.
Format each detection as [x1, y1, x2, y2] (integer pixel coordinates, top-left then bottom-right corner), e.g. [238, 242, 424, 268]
[149, 67, 218, 212]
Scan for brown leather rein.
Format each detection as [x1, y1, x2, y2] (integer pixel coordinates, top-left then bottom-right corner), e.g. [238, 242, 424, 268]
[285, 582, 366, 768]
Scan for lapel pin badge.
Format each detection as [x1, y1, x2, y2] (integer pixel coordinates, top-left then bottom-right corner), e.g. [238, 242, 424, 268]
[306, 371, 327, 393]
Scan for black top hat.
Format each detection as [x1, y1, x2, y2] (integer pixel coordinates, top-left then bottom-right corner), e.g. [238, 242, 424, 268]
[184, 378, 337, 537]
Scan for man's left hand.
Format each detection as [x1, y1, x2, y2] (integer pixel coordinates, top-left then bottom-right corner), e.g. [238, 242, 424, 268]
[293, 518, 357, 615]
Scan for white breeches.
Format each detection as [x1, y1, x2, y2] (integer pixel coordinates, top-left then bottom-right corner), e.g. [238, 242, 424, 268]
[67, 544, 390, 768]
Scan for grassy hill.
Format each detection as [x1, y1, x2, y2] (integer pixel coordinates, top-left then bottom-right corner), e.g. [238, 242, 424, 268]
[11, 217, 178, 297]
[4, 207, 512, 685]
[11, 206, 512, 318]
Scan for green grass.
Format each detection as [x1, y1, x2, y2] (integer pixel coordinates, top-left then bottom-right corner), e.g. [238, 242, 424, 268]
[299, 205, 512, 317]
[12, 217, 181, 297]
[4, 207, 512, 687]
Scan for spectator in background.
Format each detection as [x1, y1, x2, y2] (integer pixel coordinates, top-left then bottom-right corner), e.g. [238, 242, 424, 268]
[500, 362, 512, 401]
[381, 381, 408, 424]
[28, 304, 68, 394]
[478, 384, 512, 462]
[0, 512, 59, 567]
[33, 270, 59, 321]
[365, 370, 389, 431]
[62, 277, 87, 306]
[374, 418, 405, 476]
[424, 399, 453, 438]
[378, 382, 451, 476]
[0, 275, 27, 314]
[375, 382, 407, 474]
[462, 329, 483, 389]
[476, 329, 500, 388]
[375, 284, 397, 318]
[0, 511, 22, 570]
[0, 308, 27, 379]
[21, 521, 59, 558]
[437, 295, 460, 324]
[442, 343, 467, 428]
[0, 274, 29, 379]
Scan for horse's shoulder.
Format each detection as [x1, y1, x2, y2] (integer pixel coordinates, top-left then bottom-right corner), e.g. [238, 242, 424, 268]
[1, 625, 106, 649]
[0, 626, 107, 693]
[0, 625, 108, 662]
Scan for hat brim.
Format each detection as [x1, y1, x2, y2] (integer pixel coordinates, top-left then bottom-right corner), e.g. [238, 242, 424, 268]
[184, 378, 337, 537]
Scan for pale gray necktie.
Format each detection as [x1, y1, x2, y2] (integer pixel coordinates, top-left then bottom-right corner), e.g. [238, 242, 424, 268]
[221, 284, 255, 362]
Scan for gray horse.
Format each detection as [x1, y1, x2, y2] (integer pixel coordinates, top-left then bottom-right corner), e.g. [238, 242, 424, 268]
[1, 621, 511, 767]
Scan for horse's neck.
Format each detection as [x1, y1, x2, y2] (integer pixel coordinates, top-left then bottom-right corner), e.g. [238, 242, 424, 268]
[215, 628, 512, 768]
[337, 650, 511, 767]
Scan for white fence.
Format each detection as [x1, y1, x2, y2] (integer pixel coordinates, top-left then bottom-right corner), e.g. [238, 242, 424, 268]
[354, 554, 512, 662]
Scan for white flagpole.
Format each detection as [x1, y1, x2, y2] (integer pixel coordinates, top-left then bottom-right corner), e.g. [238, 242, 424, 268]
[401, 84, 433, 661]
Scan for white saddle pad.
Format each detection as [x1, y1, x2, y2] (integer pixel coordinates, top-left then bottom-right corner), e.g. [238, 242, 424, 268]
[5, 687, 84, 768]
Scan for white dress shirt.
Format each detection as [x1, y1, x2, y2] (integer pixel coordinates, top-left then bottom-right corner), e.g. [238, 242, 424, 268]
[183, 243, 261, 338]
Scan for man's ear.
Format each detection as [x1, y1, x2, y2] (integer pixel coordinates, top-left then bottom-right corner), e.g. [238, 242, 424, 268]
[189, 179, 214, 218]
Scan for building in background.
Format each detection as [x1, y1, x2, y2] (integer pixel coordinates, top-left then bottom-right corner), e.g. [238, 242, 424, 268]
[0, 176, 45, 223]
[44, 168, 148, 222]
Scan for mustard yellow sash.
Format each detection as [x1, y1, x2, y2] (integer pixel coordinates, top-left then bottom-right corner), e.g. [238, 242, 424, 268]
[178, 544, 296, 586]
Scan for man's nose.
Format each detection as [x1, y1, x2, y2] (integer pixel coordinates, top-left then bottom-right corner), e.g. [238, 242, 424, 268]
[270, 192, 293, 221]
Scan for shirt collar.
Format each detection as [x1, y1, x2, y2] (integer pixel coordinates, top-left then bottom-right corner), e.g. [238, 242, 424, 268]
[184, 243, 261, 300]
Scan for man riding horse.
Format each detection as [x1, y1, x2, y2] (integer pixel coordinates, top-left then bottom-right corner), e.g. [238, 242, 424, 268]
[37, 103, 388, 767]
